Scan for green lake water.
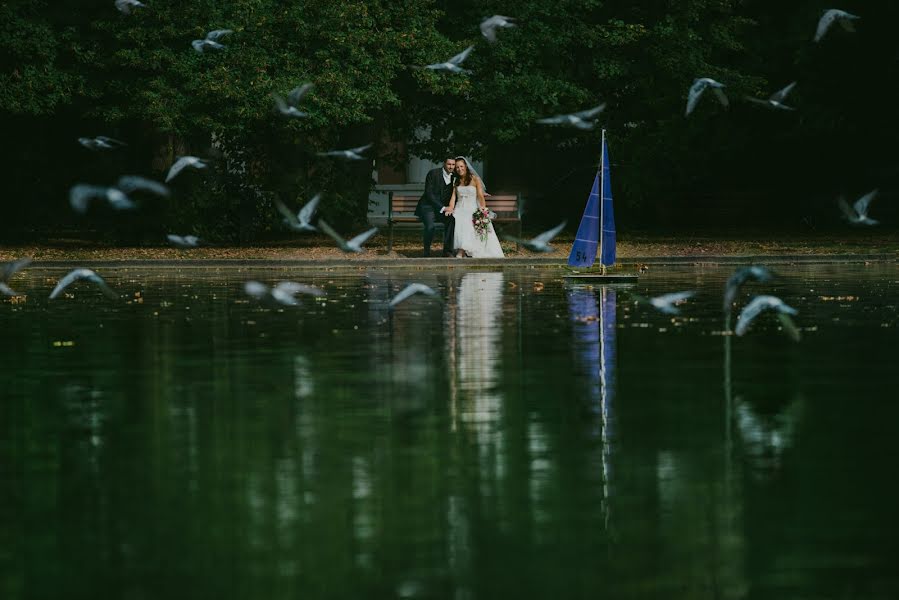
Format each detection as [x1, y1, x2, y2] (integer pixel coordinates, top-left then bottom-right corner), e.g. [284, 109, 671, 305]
[1, 263, 898, 599]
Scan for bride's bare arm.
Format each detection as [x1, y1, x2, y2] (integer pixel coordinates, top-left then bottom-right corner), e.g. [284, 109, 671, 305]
[476, 177, 486, 209]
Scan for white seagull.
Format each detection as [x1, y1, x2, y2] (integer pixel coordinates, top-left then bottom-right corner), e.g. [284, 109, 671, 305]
[480, 16, 516, 43]
[815, 9, 860, 43]
[165, 156, 209, 182]
[192, 29, 233, 53]
[318, 219, 378, 253]
[287, 82, 314, 106]
[244, 281, 325, 306]
[316, 143, 372, 160]
[838, 189, 879, 226]
[633, 291, 696, 315]
[424, 46, 474, 74]
[502, 221, 567, 252]
[273, 94, 308, 118]
[536, 104, 606, 130]
[389, 283, 439, 308]
[1, 258, 31, 297]
[724, 266, 774, 314]
[735, 295, 800, 340]
[69, 175, 169, 214]
[686, 78, 728, 116]
[115, 0, 146, 14]
[274, 194, 320, 232]
[78, 136, 126, 151]
[49, 269, 118, 300]
[166, 234, 201, 248]
[745, 81, 797, 111]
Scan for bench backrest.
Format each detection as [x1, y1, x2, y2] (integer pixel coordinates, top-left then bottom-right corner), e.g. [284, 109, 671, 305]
[389, 193, 521, 217]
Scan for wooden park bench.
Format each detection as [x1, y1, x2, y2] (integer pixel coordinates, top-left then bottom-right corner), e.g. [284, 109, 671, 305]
[386, 192, 523, 253]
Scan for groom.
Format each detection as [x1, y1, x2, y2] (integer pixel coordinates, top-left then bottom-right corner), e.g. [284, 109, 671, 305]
[414, 157, 457, 257]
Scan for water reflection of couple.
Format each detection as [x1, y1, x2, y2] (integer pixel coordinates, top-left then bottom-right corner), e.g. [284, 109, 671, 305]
[414, 157, 504, 258]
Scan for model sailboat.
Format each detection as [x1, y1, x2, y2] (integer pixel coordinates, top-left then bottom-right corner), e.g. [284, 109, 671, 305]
[566, 130, 637, 281]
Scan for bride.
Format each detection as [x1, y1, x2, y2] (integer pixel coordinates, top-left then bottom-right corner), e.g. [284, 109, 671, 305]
[446, 157, 504, 258]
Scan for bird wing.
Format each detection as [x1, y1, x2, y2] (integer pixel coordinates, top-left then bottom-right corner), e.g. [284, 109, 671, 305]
[532, 221, 567, 245]
[349, 143, 372, 155]
[191, 40, 207, 52]
[348, 227, 378, 248]
[272, 197, 300, 228]
[838, 13, 859, 32]
[165, 157, 192, 182]
[316, 219, 348, 248]
[206, 29, 233, 41]
[448, 46, 474, 66]
[287, 82, 314, 106]
[685, 81, 704, 116]
[166, 234, 185, 247]
[0, 282, 20, 297]
[777, 313, 802, 342]
[655, 291, 695, 306]
[117, 175, 170, 197]
[735, 296, 776, 336]
[713, 86, 729, 107]
[837, 195, 857, 220]
[95, 135, 126, 147]
[770, 81, 797, 104]
[69, 185, 108, 214]
[815, 11, 837, 42]
[536, 115, 565, 125]
[275, 282, 325, 297]
[272, 93, 289, 113]
[573, 104, 606, 120]
[854, 189, 878, 217]
[297, 194, 321, 224]
[1, 257, 32, 283]
[389, 283, 437, 307]
[243, 281, 269, 299]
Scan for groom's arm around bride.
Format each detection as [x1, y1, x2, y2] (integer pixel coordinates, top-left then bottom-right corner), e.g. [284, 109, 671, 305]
[414, 157, 457, 257]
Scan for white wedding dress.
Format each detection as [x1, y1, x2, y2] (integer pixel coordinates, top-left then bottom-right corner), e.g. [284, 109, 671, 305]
[452, 185, 504, 258]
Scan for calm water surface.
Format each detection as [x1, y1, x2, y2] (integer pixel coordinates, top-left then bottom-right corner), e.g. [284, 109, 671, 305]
[2, 264, 898, 599]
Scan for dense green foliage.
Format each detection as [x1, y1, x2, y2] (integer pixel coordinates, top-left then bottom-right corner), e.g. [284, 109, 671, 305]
[1, 1, 896, 241]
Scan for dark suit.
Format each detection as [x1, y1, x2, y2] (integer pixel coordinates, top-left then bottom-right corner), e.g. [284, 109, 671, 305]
[414, 167, 456, 257]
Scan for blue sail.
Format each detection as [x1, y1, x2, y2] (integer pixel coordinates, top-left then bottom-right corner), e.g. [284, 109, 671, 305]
[599, 139, 616, 267]
[568, 132, 615, 268]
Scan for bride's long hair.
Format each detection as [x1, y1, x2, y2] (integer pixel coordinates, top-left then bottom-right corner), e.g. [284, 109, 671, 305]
[454, 156, 475, 187]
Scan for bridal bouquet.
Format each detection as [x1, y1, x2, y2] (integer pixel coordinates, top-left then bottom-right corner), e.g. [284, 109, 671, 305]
[472, 207, 492, 242]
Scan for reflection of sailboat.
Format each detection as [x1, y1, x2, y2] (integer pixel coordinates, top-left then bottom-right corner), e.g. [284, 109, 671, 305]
[566, 130, 638, 282]
[567, 284, 617, 529]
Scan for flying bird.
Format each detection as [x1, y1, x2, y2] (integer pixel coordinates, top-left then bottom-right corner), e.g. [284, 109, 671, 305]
[632, 291, 696, 315]
[316, 143, 372, 160]
[244, 281, 324, 306]
[69, 175, 170, 214]
[423, 46, 474, 74]
[0, 258, 31, 297]
[724, 266, 774, 314]
[165, 156, 209, 182]
[745, 81, 797, 111]
[735, 295, 800, 341]
[273, 94, 308, 118]
[166, 234, 201, 248]
[78, 136, 126, 151]
[502, 221, 567, 252]
[318, 219, 378, 253]
[389, 283, 439, 308]
[686, 78, 728, 116]
[815, 9, 860, 43]
[49, 269, 118, 300]
[838, 190, 879, 225]
[536, 104, 606, 130]
[480, 16, 516, 43]
[273, 194, 320, 232]
[115, 0, 146, 14]
[192, 29, 233, 53]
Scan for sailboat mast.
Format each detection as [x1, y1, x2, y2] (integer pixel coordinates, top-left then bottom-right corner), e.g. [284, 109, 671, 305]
[599, 128, 606, 275]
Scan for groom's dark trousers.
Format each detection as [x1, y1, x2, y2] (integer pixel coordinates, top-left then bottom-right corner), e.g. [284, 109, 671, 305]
[414, 167, 456, 257]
